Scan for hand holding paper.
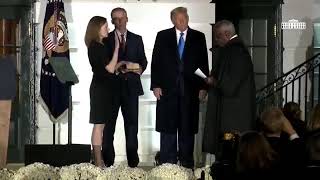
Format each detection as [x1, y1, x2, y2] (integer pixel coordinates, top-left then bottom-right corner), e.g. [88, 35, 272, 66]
[194, 68, 207, 79]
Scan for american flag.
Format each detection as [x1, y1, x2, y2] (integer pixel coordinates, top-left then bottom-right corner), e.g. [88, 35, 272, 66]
[40, 0, 69, 123]
[43, 32, 56, 50]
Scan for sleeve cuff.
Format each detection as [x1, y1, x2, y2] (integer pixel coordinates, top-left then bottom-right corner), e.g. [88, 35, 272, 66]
[289, 133, 299, 140]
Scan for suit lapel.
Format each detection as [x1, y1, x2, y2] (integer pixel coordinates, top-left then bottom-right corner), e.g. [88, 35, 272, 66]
[125, 31, 132, 53]
[169, 28, 181, 63]
[109, 30, 116, 50]
[183, 28, 192, 62]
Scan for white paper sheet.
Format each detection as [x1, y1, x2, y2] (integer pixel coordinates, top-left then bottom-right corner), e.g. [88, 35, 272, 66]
[194, 68, 207, 79]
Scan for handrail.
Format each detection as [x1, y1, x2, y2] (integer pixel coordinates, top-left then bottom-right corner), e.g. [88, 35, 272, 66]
[256, 52, 320, 102]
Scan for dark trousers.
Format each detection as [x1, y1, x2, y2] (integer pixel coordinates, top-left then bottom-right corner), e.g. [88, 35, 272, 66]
[160, 132, 195, 168]
[159, 89, 195, 168]
[102, 79, 139, 167]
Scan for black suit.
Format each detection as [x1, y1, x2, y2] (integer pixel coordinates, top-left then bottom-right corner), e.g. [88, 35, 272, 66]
[151, 27, 209, 168]
[102, 30, 147, 167]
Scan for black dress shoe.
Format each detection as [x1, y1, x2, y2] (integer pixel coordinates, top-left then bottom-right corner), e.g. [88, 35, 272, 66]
[154, 151, 161, 166]
[128, 156, 139, 168]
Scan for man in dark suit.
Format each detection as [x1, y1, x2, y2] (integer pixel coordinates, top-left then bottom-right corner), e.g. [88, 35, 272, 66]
[202, 20, 256, 158]
[151, 7, 209, 168]
[102, 7, 147, 168]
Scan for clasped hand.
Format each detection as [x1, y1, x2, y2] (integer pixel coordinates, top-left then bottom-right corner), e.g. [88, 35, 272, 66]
[115, 61, 142, 75]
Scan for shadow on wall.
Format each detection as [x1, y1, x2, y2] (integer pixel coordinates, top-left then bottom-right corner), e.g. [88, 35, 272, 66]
[314, 0, 320, 4]
[293, 17, 313, 67]
[294, 17, 320, 120]
[308, 17, 320, 117]
[287, 17, 313, 120]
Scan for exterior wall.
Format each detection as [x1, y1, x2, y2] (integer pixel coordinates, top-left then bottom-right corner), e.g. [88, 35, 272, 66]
[282, 0, 313, 73]
[34, 0, 214, 165]
[282, 0, 319, 118]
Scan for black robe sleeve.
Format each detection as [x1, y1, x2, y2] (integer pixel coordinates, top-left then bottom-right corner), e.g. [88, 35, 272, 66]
[217, 45, 252, 97]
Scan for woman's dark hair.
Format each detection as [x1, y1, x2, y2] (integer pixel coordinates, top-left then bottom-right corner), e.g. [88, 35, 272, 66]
[84, 16, 106, 47]
[236, 131, 277, 172]
[283, 102, 302, 120]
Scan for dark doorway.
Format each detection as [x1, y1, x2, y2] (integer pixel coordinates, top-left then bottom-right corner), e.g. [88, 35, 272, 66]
[0, 0, 34, 163]
[214, 0, 283, 90]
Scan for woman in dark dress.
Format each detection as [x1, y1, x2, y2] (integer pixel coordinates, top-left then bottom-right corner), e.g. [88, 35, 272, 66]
[0, 55, 16, 169]
[84, 16, 119, 167]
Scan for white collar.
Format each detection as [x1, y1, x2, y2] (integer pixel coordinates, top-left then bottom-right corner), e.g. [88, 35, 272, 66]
[116, 30, 127, 37]
[175, 28, 188, 36]
[230, 34, 238, 40]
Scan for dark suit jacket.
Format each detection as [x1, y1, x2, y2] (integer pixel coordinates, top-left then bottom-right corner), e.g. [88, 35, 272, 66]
[0, 56, 16, 100]
[151, 27, 209, 134]
[104, 30, 147, 96]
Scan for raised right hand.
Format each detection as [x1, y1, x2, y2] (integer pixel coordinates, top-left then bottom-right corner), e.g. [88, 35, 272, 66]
[153, 88, 162, 100]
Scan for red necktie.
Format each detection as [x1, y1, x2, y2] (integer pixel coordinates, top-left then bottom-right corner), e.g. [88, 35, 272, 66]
[120, 34, 125, 51]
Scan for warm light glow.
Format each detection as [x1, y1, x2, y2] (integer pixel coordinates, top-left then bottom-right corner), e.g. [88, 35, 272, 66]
[36, 0, 214, 164]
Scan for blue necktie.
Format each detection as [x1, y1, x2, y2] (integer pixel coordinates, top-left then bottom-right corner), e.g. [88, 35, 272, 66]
[178, 32, 185, 60]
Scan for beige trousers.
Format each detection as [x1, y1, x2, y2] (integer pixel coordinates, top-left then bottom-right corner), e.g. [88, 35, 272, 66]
[0, 100, 11, 168]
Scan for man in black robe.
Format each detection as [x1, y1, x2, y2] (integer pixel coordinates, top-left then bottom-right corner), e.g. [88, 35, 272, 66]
[202, 20, 256, 157]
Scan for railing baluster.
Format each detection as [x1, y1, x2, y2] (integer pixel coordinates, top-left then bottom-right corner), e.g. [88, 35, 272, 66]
[318, 65, 320, 105]
[298, 77, 301, 105]
[292, 81, 295, 102]
[285, 86, 288, 104]
[312, 68, 315, 108]
[305, 74, 308, 121]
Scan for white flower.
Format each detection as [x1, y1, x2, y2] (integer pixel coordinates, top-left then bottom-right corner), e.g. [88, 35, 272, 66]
[12, 162, 59, 180]
[60, 163, 102, 180]
[148, 163, 194, 180]
[97, 163, 147, 180]
[0, 168, 15, 180]
[117, 167, 147, 180]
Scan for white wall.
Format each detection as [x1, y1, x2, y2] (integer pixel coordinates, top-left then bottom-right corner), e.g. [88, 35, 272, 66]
[282, 0, 313, 72]
[35, 0, 214, 165]
[282, 0, 320, 117]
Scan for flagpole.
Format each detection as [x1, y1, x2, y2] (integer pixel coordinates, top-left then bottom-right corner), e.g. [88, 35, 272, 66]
[67, 82, 72, 144]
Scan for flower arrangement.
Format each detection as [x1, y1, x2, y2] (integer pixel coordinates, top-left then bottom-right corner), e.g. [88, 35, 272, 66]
[97, 163, 147, 180]
[12, 162, 59, 180]
[0, 168, 15, 180]
[4, 162, 213, 180]
[148, 163, 194, 180]
[59, 163, 102, 180]
[116, 166, 147, 179]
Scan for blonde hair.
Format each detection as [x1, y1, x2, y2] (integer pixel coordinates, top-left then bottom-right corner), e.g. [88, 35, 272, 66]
[84, 16, 106, 47]
[170, 7, 189, 23]
[308, 104, 320, 131]
[260, 107, 284, 134]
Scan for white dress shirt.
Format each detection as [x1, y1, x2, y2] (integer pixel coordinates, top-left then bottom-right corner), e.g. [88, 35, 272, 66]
[176, 28, 188, 45]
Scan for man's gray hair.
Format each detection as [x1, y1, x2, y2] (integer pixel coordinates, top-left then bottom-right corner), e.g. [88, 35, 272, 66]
[170, 7, 189, 22]
[214, 20, 236, 35]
